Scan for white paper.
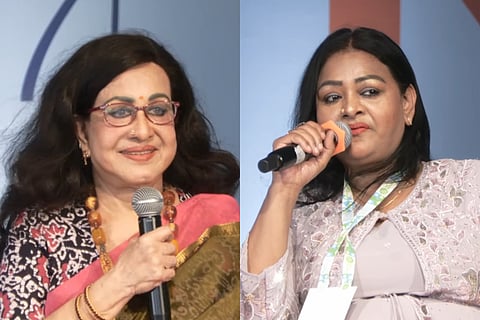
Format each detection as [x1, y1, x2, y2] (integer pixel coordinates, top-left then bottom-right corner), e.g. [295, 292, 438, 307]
[298, 286, 357, 320]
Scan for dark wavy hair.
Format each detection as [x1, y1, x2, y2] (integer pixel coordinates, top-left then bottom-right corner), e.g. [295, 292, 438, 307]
[0, 32, 239, 244]
[293, 27, 431, 205]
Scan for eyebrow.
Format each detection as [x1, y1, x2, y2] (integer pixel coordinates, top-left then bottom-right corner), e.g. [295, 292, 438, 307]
[317, 74, 386, 90]
[355, 74, 386, 84]
[148, 93, 170, 101]
[102, 93, 171, 105]
[103, 96, 134, 104]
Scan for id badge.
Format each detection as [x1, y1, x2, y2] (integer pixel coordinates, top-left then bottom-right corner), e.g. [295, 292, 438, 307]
[298, 286, 357, 320]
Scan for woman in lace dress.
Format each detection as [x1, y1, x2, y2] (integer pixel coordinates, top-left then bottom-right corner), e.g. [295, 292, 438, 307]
[240, 27, 480, 319]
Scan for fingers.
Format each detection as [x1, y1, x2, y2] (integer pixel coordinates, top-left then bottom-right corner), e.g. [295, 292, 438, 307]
[323, 129, 338, 154]
[148, 252, 177, 280]
[114, 226, 179, 292]
[136, 227, 177, 262]
[147, 224, 174, 242]
[275, 121, 329, 157]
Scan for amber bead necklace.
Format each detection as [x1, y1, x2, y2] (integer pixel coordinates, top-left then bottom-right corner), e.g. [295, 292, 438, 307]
[85, 188, 179, 274]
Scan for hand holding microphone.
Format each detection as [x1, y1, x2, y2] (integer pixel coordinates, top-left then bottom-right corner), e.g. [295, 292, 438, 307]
[132, 187, 172, 320]
[258, 120, 352, 173]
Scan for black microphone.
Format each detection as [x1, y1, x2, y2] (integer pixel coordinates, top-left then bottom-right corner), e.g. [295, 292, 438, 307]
[131, 187, 171, 320]
[257, 120, 352, 173]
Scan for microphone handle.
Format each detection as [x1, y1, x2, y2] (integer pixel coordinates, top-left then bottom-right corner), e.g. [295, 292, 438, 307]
[148, 285, 171, 320]
[257, 145, 307, 173]
[138, 215, 171, 320]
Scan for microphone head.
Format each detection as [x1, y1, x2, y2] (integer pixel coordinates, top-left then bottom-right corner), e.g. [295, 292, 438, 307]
[334, 121, 352, 148]
[131, 187, 164, 218]
[320, 120, 352, 155]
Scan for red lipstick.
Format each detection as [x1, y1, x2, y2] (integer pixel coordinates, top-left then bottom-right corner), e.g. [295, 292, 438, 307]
[349, 123, 369, 136]
[120, 146, 157, 161]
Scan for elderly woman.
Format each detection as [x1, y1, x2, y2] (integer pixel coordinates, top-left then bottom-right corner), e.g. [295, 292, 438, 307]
[0, 33, 239, 319]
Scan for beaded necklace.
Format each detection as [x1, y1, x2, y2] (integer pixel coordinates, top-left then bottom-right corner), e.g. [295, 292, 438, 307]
[85, 188, 180, 273]
[85, 196, 113, 273]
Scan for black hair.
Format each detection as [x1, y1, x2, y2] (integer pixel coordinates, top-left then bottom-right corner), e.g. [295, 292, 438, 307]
[293, 27, 430, 205]
[0, 32, 239, 252]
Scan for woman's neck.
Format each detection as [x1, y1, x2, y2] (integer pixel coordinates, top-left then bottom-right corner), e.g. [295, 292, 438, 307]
[92, 181, 164, 217]
[348, 170, 380, 189]
[91, 188, 142, 251]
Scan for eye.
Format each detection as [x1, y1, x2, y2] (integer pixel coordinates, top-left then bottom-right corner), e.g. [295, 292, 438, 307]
[323, 94, 342, 104]
[105, 104, 135, 118]
[361, 88, 380, 97]
[146, 102, 171, 116]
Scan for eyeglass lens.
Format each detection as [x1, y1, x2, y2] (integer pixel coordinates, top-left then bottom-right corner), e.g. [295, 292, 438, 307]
[104, 101, 175, 126]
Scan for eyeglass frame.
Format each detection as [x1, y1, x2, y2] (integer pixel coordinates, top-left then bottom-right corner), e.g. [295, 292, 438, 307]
[88, 100, 180, 127]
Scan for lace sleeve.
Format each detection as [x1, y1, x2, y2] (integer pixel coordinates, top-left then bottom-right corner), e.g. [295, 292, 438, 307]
[240, 230, 300, 319]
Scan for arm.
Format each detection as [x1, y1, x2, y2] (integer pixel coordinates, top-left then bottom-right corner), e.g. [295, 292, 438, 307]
[247, 122, 337, 274]
[241, 122, 337, 319]
[47, 271, 133, 320]
[0, 212, 52, 319]
[241, 230, 299, 319]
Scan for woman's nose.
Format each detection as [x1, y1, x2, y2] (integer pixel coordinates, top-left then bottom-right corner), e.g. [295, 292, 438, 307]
[341, 94, 364, 118]
[130, 110, 154, 139]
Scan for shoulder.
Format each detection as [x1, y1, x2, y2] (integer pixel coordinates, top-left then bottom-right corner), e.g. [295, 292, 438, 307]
[182, 193, 238, 210]
[423, 159, 480, 177]
[178, 193, 239, 220]
[422, 159, 480, 189]
[7, 202, 89, 247]
[12, 202, 87, 228]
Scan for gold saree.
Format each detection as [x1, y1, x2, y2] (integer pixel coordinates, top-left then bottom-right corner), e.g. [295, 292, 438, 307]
[118, 222, 240, 320]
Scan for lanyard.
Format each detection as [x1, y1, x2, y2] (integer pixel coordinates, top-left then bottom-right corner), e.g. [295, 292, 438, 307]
[317, 177, 400, 289]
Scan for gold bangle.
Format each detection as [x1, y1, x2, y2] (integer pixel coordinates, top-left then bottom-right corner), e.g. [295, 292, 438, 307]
[84, 284, 107, 320]
[75, 294, 85, 320]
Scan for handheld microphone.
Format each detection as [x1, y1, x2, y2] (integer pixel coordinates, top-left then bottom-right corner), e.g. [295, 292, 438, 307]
[131, 187, 171, 320]
[257, 120, 352, 173]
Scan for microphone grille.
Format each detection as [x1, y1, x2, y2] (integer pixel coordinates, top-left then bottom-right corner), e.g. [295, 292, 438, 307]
[335, 121, 352, 148]
[131, 187, 164, 217]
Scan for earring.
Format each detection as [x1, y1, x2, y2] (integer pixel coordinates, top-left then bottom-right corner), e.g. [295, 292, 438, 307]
[406, 118, 412, 126]
[83, 150, 90, 166]
[79, 142, 90, 166]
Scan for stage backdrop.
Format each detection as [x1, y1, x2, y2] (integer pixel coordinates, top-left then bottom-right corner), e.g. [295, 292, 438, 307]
[240, 0, 480, 242]
[0, 0, 239, 196]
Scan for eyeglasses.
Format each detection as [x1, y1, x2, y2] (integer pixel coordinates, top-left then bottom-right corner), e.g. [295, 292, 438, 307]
[88, 100, 180, 127]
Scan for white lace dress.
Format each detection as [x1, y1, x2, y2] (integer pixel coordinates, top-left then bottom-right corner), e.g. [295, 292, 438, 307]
[241, 159, 480, 319]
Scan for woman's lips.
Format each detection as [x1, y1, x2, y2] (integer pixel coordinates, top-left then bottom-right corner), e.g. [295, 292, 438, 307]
[349, 123, 369, 136]
[120, 146, 157, 161]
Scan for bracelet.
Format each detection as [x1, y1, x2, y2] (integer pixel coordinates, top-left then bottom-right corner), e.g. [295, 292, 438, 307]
[74, 294, 85, 320]
[84, 284, 107, 320]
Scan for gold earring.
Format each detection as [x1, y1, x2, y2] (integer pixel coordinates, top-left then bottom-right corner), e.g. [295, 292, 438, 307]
[82, 150, 90, 166]
[406, 117, 412, 126]
[79, 142, 90, 166]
